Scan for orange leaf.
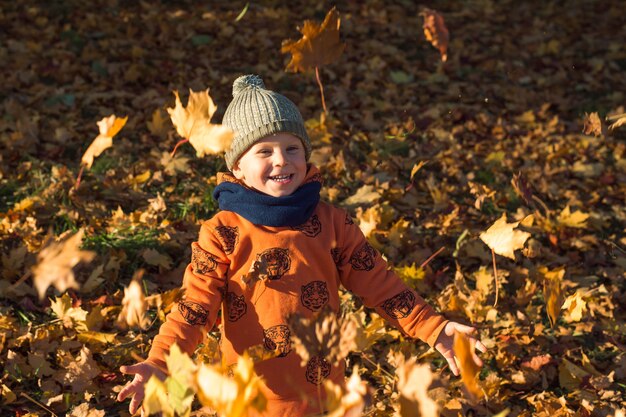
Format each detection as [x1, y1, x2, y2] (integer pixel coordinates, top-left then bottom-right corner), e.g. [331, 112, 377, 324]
[420, 8, 449, 62]
[540, 266, 565, 327]
[281, 7, 345, 73]
[32, 230, 96, 300]
[453, 331, 482, 402]
[81, 115, 128, 169]
[582, 112, 605, 136]
[167, 89, 234, 157]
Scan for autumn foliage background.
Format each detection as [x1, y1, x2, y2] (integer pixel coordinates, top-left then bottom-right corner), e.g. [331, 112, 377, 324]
[1, 1, 626, 416]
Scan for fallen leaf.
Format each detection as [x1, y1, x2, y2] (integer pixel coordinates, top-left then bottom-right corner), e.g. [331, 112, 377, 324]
[582, 112, 604, 136]
[541, 266, 565, 327]
[117, 269, 149, 330]
[561, 290, 587, 322]
[557, 205, 589, 229]
[281, 7, 345, 73]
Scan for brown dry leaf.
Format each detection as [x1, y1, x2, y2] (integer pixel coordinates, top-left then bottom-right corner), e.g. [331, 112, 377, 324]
[540, 266, 565, 326]
[582, 112, 605, 136]
[420, 8, 449, 62]
[147, 108, 169, 139]
[557, 205, 589, 229]
[281, 7, 345, 73]
[479, 214, 532, 260]
[167, 89, 234, 156]
[50, 293, 88, 329]
[396, 357, 439, 417]
[561, 290, 587, 322]
[32, 229, 96, 300]
[608, 113, 626, 131]
[141, 248, 172, 269]
[453, 330, 482, 402]
[117, 269, 149, 330]
[53, 346, 101, 393]
[68, 403, 105, 417]
[81, 114, 128, 169]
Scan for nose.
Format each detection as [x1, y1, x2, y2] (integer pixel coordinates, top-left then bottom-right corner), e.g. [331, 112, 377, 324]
[272, 148, 288, 166]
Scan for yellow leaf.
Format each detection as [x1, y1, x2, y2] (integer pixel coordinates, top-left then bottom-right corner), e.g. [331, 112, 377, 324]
[479, 213, 532, 260]
[117, 270, 149, 330]
[32, 230, 95, 300]
[343, 184, 381, 206]
[143, 374, 174, 417]
[561, 290, 587, 322]
[557, 205, 589, 229]
[410, 161, 427, 181]
[81, 115, 128, 168]
[77, 331, 117, 346]
[1, 383, 16, 404]
[49, 293, 88, 329]
[167, 89, 234, 157]
[473, 266, 493, 300]
[356, 205, 380, 238]
[147, 108, 169, 138]
[395, 263, 425, 286]
[396, 358, 439, 417]
[540, 266, 565, 327]
[324, 367, 366, 417]
[453, 331, 482, 402]
[281, 7, 345, 73]
[141, 248, 172, 269]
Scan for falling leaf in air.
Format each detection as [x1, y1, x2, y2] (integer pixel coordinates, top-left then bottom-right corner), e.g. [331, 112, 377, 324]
[582, 112, 605, 136]
[396, 357, 439, 417]
[197, 354, 267, 417]
[143, 374, 174, 417]
[608, 112, 626, 131]
[167, 89, 234, 157]
[420, 8, 449, 62]
[32, 230, 96, 300]
[479, 213, 532, 260]
[453, 331, 482, 402]
[540, 266, 565, 326]
[281, 7, 345, 73]
[165, 343, 197, 416]
[81, 115, 128, 169]
[147, 108, 170, 139]
[324, 367, 366, 417]
[117, 269, 149, 330]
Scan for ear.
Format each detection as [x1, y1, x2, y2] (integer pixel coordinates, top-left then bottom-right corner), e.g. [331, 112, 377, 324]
[231, 162, 244, 180]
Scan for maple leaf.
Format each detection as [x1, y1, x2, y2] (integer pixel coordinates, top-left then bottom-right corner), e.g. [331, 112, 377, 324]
[165, 344, 197, 416]
[453, 331, 482, 402]
[117, 269, 149, 330]
[582, 112, 605, 136]
[81, 114, 128, 169]
[608, 112, 626, 131]
[562, 290, 587, 322]
[143, 374, 175, 417]
[167, 89, 234, 157]
[557, 205, 589, 229]
[540, 266, 565, 326]
[50, 293, 88, 329]
[196, 354, 267, 417]
[147, 108, 169, 139]
[280, 6, 345, 73]
[479, 214, 532, 260]
[32, 229, 96, 300]
[420, 8, 449, 62]
[52, 346, 101, 393]
[396, 357, 439, 417]
[324, 367, 366, 417]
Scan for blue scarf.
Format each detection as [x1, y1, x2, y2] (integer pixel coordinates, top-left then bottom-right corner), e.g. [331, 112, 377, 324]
[213, 177, 321, 227]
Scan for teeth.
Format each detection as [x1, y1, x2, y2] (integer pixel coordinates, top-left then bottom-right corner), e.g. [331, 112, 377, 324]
[270, 174, 290, 180]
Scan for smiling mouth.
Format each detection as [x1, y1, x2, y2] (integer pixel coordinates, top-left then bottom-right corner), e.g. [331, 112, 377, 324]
[268, 174, 293, 183]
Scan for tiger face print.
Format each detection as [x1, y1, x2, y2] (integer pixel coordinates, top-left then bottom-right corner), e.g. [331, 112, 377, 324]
[301, 281, 329, 312]
[331, 247, 344, 267]
[215, 225, 239, 254]
[225, 291, 247, 322]
[381, 290, 416, 319]
[349, 242, 377, 271]
[191, 244, 217, 275]
[257, 248, 291, 280]
[291, 214, 322, 237]
[263, 325, 291, 357]
[178, 300, 208, 326]
[305, 356, 331, 385]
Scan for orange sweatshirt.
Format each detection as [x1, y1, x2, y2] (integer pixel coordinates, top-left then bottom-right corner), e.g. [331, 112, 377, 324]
[147, 166, 448, 416]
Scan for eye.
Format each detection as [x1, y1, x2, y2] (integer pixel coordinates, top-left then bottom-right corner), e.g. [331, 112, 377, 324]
[257, 149, 272, 156]
[287, 145, 301, 153]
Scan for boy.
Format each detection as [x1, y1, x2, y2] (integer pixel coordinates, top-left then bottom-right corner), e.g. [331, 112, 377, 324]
[117, 75, 485, 416]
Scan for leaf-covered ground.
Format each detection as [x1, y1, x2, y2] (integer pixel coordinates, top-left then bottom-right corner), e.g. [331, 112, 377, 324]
[1, 0, 625, 416]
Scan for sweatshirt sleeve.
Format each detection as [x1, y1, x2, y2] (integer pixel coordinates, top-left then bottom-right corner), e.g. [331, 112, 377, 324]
[146, 220, 229, 371]
[335, 211, 448, 347]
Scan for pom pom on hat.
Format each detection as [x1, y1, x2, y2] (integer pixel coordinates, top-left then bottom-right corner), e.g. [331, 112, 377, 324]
[232, 74, 266, 97]
[222, 74, 311, 170]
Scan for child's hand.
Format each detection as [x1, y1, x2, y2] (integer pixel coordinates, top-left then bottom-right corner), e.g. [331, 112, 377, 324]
[117, 361, 166, 416]
[434, 321, 486, 376]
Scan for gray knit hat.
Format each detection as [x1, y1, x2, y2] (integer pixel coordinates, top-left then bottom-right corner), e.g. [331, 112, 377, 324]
[222, 74, 311, 170]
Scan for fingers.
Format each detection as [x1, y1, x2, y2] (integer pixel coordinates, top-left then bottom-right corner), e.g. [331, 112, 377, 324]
[446, 353, 460, 376]
[120, 364, 141, 375]
[474, 339, 487, 353]
[129, 390, 144, 415]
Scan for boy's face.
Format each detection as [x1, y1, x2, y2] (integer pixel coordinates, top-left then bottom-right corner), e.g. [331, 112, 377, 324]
[232, 133, 307, 197]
